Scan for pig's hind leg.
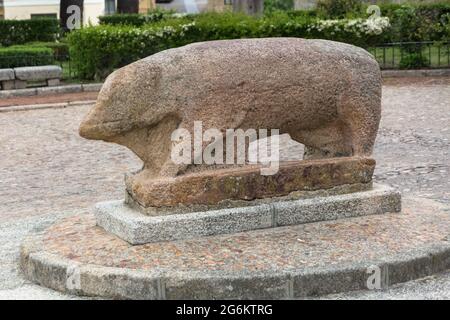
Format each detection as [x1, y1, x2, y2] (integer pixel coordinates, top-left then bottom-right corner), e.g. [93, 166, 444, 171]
[288, 120, 353, 160]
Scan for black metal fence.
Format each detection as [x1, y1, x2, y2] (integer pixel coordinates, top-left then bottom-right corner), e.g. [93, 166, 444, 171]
[0, 54, 78, 81]
[1, 42, 449, 83]
[368, 41, 450, 70]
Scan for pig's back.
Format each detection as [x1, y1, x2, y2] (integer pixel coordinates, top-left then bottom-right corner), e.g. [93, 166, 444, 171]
[147, 38, 378, 130]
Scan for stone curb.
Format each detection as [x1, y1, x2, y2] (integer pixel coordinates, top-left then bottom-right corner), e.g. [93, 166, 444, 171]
[0, 100, 96, 113]
[0, 68, 448, 99]
[381, 68, 450, 78]
[0, 83, 102, 99]
[1, 68, 448, 99]
[20, 236, 450, 299]
[95, 184, 401, 244]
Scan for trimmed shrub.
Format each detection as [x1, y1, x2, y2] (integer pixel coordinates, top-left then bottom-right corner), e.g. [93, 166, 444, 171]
[67, 12, 391, 80]
[385, 4, 450, 43]
[0, 46, 54, 68]
[264, 0, 294, 14]
[0, 18, 60, 46]
[316, 0, 364, 19]
[21, 42, 69, 59]
[307, 16, 391, 47]
[399, 53, 430, 69]
[99, 14, 160, 26]
[98, 9, 174, 26]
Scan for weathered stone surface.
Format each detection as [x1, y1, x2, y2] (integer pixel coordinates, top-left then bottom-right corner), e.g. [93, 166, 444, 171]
[126, 157, 375, 208]
[79, 38, 382, 201]
[0, 68, 14, 81]
[14, 65, 62, 81]
[274, 183, 401, 227]
[95, 199, 273, 244]
[95, 184, 400, 244]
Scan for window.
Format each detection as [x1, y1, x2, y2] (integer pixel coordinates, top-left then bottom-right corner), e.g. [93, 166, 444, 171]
[31, 13, 57, 19]
[105, 0, 116, 15]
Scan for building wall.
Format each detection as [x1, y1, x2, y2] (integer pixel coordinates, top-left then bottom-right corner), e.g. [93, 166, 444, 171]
[206, 0, 232, 13]
[293, 0, 316, 10]
[0, 0, 4, 19]
[83, 1, 105, 25]
[1, 0, 105, 24]
[4, 4, 60, 20]
[0, 0, 157, 22]
[139, 0, 156, 13]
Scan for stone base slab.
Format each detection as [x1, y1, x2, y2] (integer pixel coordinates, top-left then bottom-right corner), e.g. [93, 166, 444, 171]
[126, 157, 376, 209]
[95, 184, 401, 244]
[20, 197, 450, 299]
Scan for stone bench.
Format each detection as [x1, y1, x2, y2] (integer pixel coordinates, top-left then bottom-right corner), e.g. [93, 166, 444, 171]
[0, 65, 63, 90]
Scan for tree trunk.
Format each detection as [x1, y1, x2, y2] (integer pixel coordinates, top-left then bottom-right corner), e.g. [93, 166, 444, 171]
[117, 0, 140, 14]
[60, 0, 84, 32]
[232, 0, 264, 16]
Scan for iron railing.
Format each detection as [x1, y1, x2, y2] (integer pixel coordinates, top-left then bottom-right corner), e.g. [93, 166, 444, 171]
[0, 54, 78, 81]
[1, 42, 449, 84]
[368, 41, 450, 70]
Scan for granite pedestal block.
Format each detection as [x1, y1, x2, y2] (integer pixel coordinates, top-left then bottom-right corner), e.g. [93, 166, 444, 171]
[95, 184, 401, 244]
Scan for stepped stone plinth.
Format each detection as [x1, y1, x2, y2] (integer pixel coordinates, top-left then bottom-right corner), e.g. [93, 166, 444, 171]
[20, 198, 450, 299]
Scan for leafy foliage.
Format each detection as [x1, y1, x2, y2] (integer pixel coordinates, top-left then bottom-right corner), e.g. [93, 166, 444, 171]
[67, 12, 391, 80]
[0, 46, 54, 68]
[0, 18, 60, 46]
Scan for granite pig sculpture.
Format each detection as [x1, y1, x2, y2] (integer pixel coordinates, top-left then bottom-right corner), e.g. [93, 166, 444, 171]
[79, 38, 381, 178]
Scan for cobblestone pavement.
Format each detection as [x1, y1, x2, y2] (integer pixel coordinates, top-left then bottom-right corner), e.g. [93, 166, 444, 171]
[0, 77, 449, 299]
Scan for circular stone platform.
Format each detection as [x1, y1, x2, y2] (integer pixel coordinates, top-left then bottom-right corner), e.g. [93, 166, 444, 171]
[20, 197, 450, 299]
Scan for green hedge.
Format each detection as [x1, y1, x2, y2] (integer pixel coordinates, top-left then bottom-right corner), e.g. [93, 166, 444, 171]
[382, 3, 450, 42]
[316, 0, 364, 19]
[25, 42, 70, 59]
[68, 2, 450, 80]
[68, 12, 392, 80]
[0, 46, 54, 68]
[98, 9, 175, 26]
[285, 1, 450, 42]
[264, 0, 294, 14]
[0, 18, 60, 46]
[315, 2, 450, 41]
